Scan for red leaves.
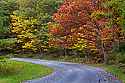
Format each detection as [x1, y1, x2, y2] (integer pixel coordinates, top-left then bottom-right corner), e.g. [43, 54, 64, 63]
[49, 0, 122, 59]
[96, 18, 109, 26]
[50, 28, 59, 35]
[50, 0, 99, 49]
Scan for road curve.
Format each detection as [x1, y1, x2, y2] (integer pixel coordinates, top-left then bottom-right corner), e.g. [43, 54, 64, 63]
[11, 58, 121, 83]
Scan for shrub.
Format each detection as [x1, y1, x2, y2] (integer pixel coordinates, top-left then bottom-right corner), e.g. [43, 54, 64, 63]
[13, 53, 35, 58]
[108, 52, 125, 64]
[0, 59, 23, 76]
[0, 38, 17, 49]
[0, 56, 10, 59]
[117, 53, 125, 64]
[119, 42, 125, 52]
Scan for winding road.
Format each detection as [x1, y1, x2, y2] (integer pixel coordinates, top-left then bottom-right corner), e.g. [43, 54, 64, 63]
[11, 58, 121, 83]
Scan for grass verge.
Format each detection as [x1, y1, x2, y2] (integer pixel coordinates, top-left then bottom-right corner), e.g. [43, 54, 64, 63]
[0, 60, 53, 83]
[91, 64, 125, 83]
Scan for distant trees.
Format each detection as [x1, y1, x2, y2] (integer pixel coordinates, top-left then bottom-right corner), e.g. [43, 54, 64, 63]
[0, 0, 17, 36]
[103, 0, 125, 41]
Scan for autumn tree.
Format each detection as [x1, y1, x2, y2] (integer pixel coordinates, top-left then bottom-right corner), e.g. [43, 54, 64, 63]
[49, 0, 122, 63]
[10, 0, 63, 53]
[10, 15, 40, 51]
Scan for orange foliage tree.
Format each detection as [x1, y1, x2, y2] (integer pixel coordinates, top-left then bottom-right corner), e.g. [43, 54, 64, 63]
[49, 0, 122, 63]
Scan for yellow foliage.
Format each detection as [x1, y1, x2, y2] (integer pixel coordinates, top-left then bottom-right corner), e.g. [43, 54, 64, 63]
[10, 15, 39, 51]
[72, 39, 87, 51]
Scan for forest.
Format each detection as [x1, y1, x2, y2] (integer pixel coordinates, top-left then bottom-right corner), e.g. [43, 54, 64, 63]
[0, 0, 125, 82]
[0, 0, 125, 63]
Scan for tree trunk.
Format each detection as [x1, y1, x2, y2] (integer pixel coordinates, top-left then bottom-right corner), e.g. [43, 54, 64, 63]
[91, 0, 108, 64]
[64, 48, 67, 56]
[95, 24, 108, 64]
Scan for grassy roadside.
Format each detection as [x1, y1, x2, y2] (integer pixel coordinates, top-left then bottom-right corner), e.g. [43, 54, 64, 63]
[0, 60, 53, 83]
[89, 64, 125, 83]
